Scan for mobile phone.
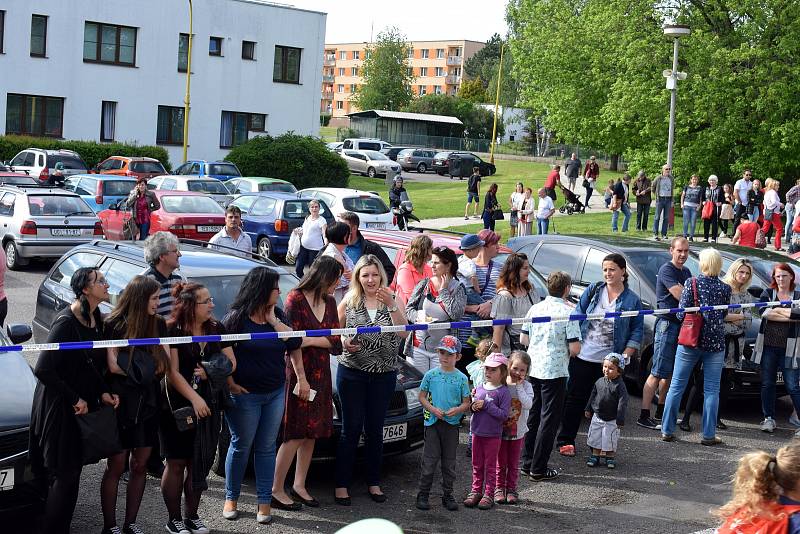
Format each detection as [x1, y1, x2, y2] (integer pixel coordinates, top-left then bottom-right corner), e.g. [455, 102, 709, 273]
[292, 383, 317, 402]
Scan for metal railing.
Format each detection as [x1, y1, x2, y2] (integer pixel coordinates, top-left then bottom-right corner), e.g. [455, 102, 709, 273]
[445, 75, 460, 85]
[322, 74, 335, 83]
[324, 56, 336, 66]
[446, 56, 462, 65]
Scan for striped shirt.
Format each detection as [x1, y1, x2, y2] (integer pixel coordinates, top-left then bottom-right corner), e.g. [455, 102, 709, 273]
[143, 266, 186, 318]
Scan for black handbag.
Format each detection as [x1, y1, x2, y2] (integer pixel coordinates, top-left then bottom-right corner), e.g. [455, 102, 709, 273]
[491, 207, 505, 221]
[76, 405, 122, 465]
[165, 376, 196, 432]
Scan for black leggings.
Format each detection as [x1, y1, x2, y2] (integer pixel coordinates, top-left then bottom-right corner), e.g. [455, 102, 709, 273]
[294, 245, 320, 278]
[44, 467, 83, 534]
[703, 211, 719, 240]
[556, 358, 604, 447]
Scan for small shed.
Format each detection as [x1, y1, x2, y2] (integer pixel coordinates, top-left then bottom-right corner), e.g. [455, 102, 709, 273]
[347, 110, 464, 145]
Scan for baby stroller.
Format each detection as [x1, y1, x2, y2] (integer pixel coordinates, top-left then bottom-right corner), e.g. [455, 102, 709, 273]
[558, 183, 585, 214]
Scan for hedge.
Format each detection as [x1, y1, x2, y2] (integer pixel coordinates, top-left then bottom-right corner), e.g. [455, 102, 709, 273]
[225, 133, 349, 190]
[0, 135, 172, 171]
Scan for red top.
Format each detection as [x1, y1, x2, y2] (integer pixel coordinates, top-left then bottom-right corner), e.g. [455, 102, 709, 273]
[135, 195, 150, 225]
[717, 503, 800, 534]
[544, 170, 560, 189]
[584, 161, 600, 179]
[738, 221, 759, 248]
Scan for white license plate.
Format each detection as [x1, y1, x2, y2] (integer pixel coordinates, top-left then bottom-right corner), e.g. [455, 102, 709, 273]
[51, 228, 81, 236]
[777, 371, 784, 385]
[0, 468, 14, 491]
[197, 225, 222, 233]
[383, 422, 407, 443]
[366, 222, 386, 229]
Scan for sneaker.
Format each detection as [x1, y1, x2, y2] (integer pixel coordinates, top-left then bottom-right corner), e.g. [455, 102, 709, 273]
[789, 413, 800, 428]
[464, 216, 469, 220]
[415, 492, 430, 511]
[463, 492, 481, 508]
[761, 417, 777, 433]
[442, 494, 459, 511]
[558, 444, 575, 457]
[795, 428, 800, 439]
[102, 527, 122, 534]
[184, 518, 209, 534]
[606, 458, 617, 469]
[531, 468, 559, 480]
[636, 416, 661, 430]
[165, 519, 190, 534]
[123, 525, 145, 534]
[701, 437, 723, 446]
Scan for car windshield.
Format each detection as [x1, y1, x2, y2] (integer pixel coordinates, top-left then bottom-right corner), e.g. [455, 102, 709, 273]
[434, 152, 450, 160]
[46, 155, 87, 170]
[207, 163, 241, 177]
[342, 196, 389, 214]
[364, 151, 389, 160]
[130, 161, 166, 173]
[28, 195, 94, 216]
[160, 195, 225, 214]
[495, 253, 548, 299]
[258, 182, 297, 193]
[283, 200, 329, 218]
[187, 180, 230, 194]
[0, 175, 37, 185]
[626, 250, 701, 287]
[103, 181, 136, 196]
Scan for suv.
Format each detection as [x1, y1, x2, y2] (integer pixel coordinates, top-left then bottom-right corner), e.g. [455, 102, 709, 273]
[341, 138, 393, 151]
[6, 149, 88, 185]
[92, 156, 167, 182]
[447, 152, 496, 178]
[172, 160, 242, 181]
[0, 185, 103, 270]
[397, 148, 437, 173]
[381, 146, 413, 161]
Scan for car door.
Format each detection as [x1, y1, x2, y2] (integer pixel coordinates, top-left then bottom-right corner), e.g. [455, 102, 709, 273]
[0, 193, 15, 241]
[98, 197, 129, 240]
[98, 257, 147, 306]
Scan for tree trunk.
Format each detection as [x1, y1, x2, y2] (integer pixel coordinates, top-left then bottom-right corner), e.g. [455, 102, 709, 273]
[610, 154, 620, 171]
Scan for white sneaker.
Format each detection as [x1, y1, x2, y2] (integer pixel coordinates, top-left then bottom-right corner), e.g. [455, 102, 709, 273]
[789, 413, 800, 428]
[795, 428, 800, 439]
[761, 417, 777, 433]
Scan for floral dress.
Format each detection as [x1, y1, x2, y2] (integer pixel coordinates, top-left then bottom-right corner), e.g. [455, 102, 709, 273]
[723, 289, 753, 368]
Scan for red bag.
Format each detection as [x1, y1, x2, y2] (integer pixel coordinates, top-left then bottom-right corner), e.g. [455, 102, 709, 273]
[678, 278, 703, 348]
[701, 201, 714, 220]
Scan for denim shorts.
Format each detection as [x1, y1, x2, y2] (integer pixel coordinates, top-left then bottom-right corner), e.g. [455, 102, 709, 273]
[467, 192, 479, 203]
[651, 317, 680, 379]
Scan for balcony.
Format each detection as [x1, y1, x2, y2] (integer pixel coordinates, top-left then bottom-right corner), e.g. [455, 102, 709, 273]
[322, 74, 335, 83]
[447, 56, 462, 65]
[324, 56, 336, 66]
[445, 75, 461, 85]
[321, 91, 333, 100]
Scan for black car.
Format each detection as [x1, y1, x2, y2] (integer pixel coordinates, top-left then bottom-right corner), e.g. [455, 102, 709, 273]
[447, 152, 497, 179]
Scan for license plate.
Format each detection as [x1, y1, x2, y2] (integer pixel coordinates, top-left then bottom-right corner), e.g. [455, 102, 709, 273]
[366, 222, 386, 229]
[0, 468, 14, 491]
[382, 422, 407, 443]
[197, 225, 222, 233]
[51, 228, 81, 236]
[777, 371, 784, 385]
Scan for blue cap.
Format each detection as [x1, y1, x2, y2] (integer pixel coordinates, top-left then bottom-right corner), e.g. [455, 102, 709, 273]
[460, 234, 484, 251]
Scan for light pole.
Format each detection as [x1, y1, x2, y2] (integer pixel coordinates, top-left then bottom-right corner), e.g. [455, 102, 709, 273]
[662, 24, 690, 170]
[489, 43, 504, 165]
[182, 0, 193, 163]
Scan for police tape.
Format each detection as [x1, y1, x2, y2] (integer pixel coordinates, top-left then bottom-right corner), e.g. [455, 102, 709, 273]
[1, 299, 792, 354]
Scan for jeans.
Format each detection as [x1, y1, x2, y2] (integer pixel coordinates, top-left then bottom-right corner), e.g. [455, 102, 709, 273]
[653, 197, 672, 237]
[611, 204, 631, 232]
[785, 203, 795, 241]
[733, 203, 748, 232]
[335, 366, 397, 488]
[224, 389, 285, 503]
[295, 245, 320, 278]
[749, 206, 760, 222]
[556, 358, 604, 447]
[651, 318, 680, 379]
[482, 210, 495, 231]
[661, 346, 724, 440]
[522, 376, 566, 474]
[138, 221, 151, 240]
[682, 206, 698, 237]
[418, 420, 459, 495]
[636, 203, 650, 231]
[584, 186, 593, 207]
[759, 345, 800, 419]
[537, 218, 549, 235]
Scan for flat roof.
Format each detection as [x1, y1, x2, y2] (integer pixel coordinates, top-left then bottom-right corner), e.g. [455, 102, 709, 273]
[232, 0, 326, 16]
[347, 110, 463, 125]
[325, 40, 484, 46]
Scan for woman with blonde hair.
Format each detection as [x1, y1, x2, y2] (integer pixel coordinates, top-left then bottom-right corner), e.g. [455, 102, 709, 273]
[762, 178, 785, 251]
[393, 234, 433, 305]
[716, 442, 800, 533]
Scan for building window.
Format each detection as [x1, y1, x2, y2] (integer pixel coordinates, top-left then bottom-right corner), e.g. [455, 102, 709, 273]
[178, 33, 189, 72]
[435, 67, 444, 77]
[83, 22, 137, 66]
[421, 49, 429, 59]
[30, 14, 47, 57]
[338, 67, 345, 76]
[242, 40, 255, 60]
[350, 84, 356, 93]
[419, 86, 427, 96]
[365, 50, 371, 59]
[436, 48, 444, 58]
[101, 101, 116, 141]
[420, 67, 428, 77]
[350, 67, 357, 76]
[220, 111, 266, 148]
[407, 48, 414, 59]
[454, 47, 462, 57]
[0, 11, 5, 54]
[209, 36, 222, 56]
[337, 84, 344, 93]
[339, 50, 346, 60]
[336, 101, 344, 110]
[353, 50, 360, 59]
[434, 86, 442, 95]
[407, 67, 413, 77]
[273, 45, 301, 83]
[6, 93, 64, 137]
[156, 106, 184, 145]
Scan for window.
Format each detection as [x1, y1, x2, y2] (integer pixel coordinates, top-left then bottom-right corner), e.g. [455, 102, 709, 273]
[336, 101, 343, 110]
[353, 50, 360, 59]
[407, 48, 414, 58]
[436, 48, 444, 58]
[178, 33, 189, 72]
[209, 36, 222, 56]
[420, 67, 428, 76]
[454, 47, 462, 56]
[30, 14, 47, 57]
[339, 50, 346, 60]
[50, 252, 103, 289]
[242, 40, 255, 60]
[532, 243, 584, 278]
[0, 11, 5, 54]
[435, 67, 444, 76]
[6, 93, 64, 137]
[337, 84, 344, 93]
[365, 50, 371, 59]
[156, 105, 184, 145]
[100, 101, 116, 141]
[434, 86, 442, 94]
[0, 193, 15, 217]
[99, 259, 144, 305]
[83, 22, 137, 66]
[351, 66, 358, 76]
[220, 111, 266, 148]
[350, 84, 356, 93]
[407, 67, 413, 76]
[421, 49, 429, 59]
[338, 67, 344, 76]
[418, 85, 427, 96]
[273, 45, 301, 83]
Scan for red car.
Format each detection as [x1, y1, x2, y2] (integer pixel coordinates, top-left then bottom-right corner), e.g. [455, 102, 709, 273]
[98, 190, 225, 241]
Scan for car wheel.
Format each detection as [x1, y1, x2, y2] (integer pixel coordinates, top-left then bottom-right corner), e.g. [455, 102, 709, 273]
[257, 237, 272, 259]
[367, 167, 377, 178]
[417, 163, 427, 173]
[5, 241, 28, 270]
[437, 170, 445, 176]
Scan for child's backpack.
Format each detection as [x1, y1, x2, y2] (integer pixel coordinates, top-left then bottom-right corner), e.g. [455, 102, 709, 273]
[717, 504, 800, 534]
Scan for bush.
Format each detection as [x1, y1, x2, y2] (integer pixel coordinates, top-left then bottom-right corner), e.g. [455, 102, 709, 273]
[225, 133, 349, 190]
[320, 113, 332, 127]
[0, 135, 172, 171]
[336, 127, 359, 141]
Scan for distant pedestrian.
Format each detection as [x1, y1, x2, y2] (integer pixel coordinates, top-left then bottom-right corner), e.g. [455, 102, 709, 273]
[681, 174, 703, 241]
[126, 179, 160, 240]
[517, 188, 534, 237]
[295, 199, 327, 278]
[583, 156, 600, 204]
[733, 169, 753, 232]
[509, 182, 525, 238]
[748, 179, 764, 222]
[465, 166, 482, 220]
[784, 178, 800, 242]
[701, 175, 722, 243]
[651, 164, 675, 241]
[761, 178, 784, 251]
[584, 353, 628, 469]
[719, 183, 735, 238]
[564, 153, 582, 192]
[544, 166, 560, 201]
[482, 183, 500, 231]
[535, 188, 555, 235]
[602, 179, 615, 209]
[632, 170, 651, 232]
[610, 174, 631, 233]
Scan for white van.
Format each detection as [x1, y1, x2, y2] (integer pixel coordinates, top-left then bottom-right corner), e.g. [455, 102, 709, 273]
[341, 138, 393, 151]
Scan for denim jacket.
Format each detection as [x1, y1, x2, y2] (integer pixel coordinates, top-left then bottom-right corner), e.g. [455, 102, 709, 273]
[577, 282, 643, 354]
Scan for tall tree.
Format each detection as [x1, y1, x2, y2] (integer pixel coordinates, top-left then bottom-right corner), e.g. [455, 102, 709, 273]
[464, 34, 519, 106]
[351, 27, 414, 112]
[458, 76, 490, 104]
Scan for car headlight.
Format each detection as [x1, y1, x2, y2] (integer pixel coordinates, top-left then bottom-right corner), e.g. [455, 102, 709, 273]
[405, 387, 422, 410]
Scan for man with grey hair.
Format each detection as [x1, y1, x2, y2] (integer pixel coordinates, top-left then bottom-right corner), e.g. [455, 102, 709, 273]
[564, 152, 582, 191]
[143, 231, 186, 317]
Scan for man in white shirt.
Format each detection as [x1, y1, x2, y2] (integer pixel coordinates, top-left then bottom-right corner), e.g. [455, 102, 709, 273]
[209, 205, 253, 258]
[536, 187, 555, 235]
[733, 169, 753, 232]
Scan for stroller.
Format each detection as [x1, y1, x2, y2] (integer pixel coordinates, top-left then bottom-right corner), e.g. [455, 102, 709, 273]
[558, 183, 585, 214]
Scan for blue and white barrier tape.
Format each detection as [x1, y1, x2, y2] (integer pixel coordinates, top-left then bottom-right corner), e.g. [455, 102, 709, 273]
[2, 299, 792, 354]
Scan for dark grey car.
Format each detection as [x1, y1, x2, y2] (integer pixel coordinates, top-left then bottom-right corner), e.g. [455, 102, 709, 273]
[397, 149, 437, 173]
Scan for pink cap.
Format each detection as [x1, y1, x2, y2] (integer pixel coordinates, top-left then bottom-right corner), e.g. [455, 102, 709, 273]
[484, 352, 508, 368]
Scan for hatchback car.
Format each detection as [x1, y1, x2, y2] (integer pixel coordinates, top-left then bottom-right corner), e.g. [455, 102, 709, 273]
[298, 187, 395, 229]
[147, 175, 233, 206]
[340, 150, 402, 178]
[63, 174, 137, 212]
[223, 177, 297, 195]
[229, 193, 334, 259]
[6, 149, 88, 185]
[91, 156, 167, 182]
[397, 148, 437, 173]
[0, 185, 103, 270]
[172, 160, 242, 181]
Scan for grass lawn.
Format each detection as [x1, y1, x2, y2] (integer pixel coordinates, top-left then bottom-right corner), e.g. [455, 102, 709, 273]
[319, 126, 337, 141]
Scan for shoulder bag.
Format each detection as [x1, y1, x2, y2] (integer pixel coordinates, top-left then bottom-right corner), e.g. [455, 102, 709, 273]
[123, 216, 139, 240]
[165, 375, 196, 432]
[677, 277, 703, 348]
[701, 200, 715, 220]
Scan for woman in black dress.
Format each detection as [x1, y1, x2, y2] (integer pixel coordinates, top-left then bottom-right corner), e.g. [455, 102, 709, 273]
[159, 282, 235, 534]
[29, 267, 119, 534]
[101, 275, 170, 534]
[482, 183, 500, 231]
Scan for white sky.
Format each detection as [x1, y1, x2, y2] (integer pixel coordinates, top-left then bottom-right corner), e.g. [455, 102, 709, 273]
[283, 0, 509, 43]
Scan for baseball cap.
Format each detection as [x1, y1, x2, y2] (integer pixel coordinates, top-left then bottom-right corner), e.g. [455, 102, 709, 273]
[604, 352, 626, 370]
[460, 234, 485, 251]
[436, 335, 462, 354]
[484, 352, 509, 368]
[477, 229, 500, 247]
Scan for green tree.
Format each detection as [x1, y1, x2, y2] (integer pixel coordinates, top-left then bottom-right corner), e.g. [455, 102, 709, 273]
[464, 34, 519, 106]
[458, 76, 490, 103]
[351, 27, 414, 112]
[403, 94, 504, 139]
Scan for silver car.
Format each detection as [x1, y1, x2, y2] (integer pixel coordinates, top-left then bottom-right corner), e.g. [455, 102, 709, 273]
[340, 150, 401, 178]
[397, 148, 437, 173]
[0, 185, 103, 270]
[147, 175, 233, 207]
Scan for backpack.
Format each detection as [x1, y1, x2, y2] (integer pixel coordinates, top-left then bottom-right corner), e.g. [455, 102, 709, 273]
[717, 504, 800, 534]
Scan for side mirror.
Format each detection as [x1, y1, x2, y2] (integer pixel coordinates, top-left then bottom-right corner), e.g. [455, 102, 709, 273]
[7, 324, 32, 345]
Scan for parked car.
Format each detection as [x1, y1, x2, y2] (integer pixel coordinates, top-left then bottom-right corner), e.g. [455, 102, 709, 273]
[172, 160, 242, 181]
[447, 152, 496, 178]
[98, 190, 225, 242]
[6, 149, 88, 184]
[397, 148, 437, 173]
[223, 176, 297, 195]
[147, 175, 233, 206]
[381, 146, 413, 161]
[229, 192, 333, 259]
[326, 141, 343, 152]
[0, 172, 39, 187]
[91, 156, 167, 182]
[432, 151, 454, 175]
[298, 187, 395, 229]
[0, 185, 104, 270]
[63, 174, 137, 212]
[340, 150, 402, 178]
[341, 138, 392, 151]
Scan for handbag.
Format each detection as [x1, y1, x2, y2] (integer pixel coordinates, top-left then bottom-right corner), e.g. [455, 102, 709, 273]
[491, 207, 505, 221]
[582, 177, 590, 188]
[165, 375, 196, 432]
[755, 228, 767, 249]
[678, 277, 703, 348]
[123, 217, 138, 240]
[76, 405, 122, 465]
[701, 201, 714, 220]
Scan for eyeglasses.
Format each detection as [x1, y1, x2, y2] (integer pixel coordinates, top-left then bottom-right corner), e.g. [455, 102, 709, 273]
[92, 277, 109, 286]
[198, 297, 214, 305]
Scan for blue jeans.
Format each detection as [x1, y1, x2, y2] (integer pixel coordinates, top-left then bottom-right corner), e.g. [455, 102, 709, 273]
[611, 204, 631, 232]
[537, 218, 549, 235]
[785, 202, 795, 241]
[682, 206, 698, 237]
[661, 346, 724, 440]
[335, 365, 397, 488]
[759, 345, 800, 419]
[650, 318, 680, 379]
[482, 211, 495, 231]
[138, 221, 150, 240]
[749, 206, 760, 222]
[653, 197, 672, 237]
[224, 389, 285, 503]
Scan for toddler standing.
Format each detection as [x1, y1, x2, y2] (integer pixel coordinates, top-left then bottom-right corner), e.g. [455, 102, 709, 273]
[464, 353, 511, 510]
[495, 351, 533, 505]
[584, 353, 629, 469]
[465, 338, 493, 457]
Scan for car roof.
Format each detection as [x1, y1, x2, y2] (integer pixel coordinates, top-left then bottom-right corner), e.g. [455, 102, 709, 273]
[72, 173, 137, 181]
[300, 187, 380, 198]
[360, 229, 513, 254]
[237, 192, 303, 201]
[509, 234, 673, 254]
[237, 176, 291, 183]
[152, 190, 208, 197]
[0, 184, 80, 196]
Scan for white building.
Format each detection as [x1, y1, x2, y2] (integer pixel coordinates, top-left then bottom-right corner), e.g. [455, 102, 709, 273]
[478, 104, 532, 143]
[0, 0, 325, 164]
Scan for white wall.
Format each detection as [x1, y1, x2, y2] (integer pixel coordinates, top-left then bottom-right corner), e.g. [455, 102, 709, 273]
[0, 0, 326, 166]
[478, 104, 532, 143]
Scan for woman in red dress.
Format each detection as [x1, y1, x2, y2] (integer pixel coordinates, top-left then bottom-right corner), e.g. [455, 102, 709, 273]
[272, 256, 343, 508]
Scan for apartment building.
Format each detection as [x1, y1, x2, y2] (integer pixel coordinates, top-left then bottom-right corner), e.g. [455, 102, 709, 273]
[0, 0, 326, 164]
[321, 40, 484, 125]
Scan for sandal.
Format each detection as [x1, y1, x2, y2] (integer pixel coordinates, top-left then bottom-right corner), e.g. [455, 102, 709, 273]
[606, 458, 616, 469]
[559, 444, 576, 457]
[530, 468, 559, 481]
[477, 495, 494, 510]
[586, 455, 600, 467]
[493, 488, 506, 504]
[463, 492, 481, 508]
[506, 491, 519, 505]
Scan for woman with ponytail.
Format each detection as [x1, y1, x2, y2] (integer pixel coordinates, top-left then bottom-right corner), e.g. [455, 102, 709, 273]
[717, 442, 800, 533]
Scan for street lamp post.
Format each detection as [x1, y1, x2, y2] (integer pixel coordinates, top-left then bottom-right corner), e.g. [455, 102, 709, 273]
[182, 0, 193, 163]
[662, 24, 690, 170]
